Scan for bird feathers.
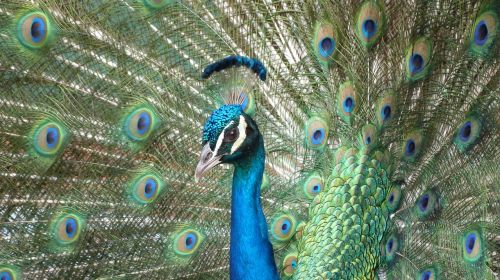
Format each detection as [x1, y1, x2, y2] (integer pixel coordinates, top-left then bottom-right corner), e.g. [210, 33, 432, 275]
[0, 0, 498, 279]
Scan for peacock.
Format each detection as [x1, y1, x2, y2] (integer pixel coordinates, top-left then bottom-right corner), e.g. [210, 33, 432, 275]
[0, 0, 499, 279]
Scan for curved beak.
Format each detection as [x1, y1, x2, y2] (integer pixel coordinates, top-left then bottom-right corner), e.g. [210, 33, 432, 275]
[195, 143, 222, 182]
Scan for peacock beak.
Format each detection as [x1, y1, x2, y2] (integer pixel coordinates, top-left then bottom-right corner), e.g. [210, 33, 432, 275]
[195, 143, 222, 182]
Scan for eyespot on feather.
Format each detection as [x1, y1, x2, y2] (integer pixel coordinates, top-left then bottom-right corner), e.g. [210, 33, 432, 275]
[49, 211, 86, 248]
[462, 228, 483, 263]
[313, 22, 339, 63]
[172, 228, 204, 256]
[282, 252, 298, 276]
[402, 130, 423, 162]
[303, 174, 324, 199]
[405, 37, 432, 81]
[0, 266, 19, 280]
[413, 190, 439, 220]
[453, 116, 481, 153]
[355, 1, 386, 47]
[417, 266, 438, 280]
[359, 124, 378, 149]
[130, 173, 164, 204]
[337, 81, 359, 124]
[469, 8, 498, 56]
[304, 116, 329, 150]
[386, 185, 401, 212]
[17, 11, 53, 49]
[270, 213, 297, 242]
[382, 234, 400, 263]
[376, 91, 396, 125]
[31, 120, 68, 157]
[123, 106, 158, 141]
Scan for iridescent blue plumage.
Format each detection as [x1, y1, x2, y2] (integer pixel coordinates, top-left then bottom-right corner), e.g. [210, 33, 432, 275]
[202, 105, 242, 148]
[201, 55, 267, 81]
[197, 57, 278, 280]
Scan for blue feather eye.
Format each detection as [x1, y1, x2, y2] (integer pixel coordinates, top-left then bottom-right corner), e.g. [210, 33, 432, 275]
[129, 172, 164, 205]
[141, 178, 158, 199]
[303, 174, 323, 199]
[362, 19, 377, 39]
[459, 121, 472, 141]
[382, 105, 391, 120]
[337, 81, 359, 124]
[402, 130, 423, 161]
[304, 117, 328, 150]
[417, 267, 437, 280]
[283, 252, 299, 277]
[343, 97, 355, 113]
[319, 37, 335, 58]
[382, 234, 399, 263]
[454, 117, 481, 152]
[360, 124, 378, 149]
[386, 185, 401, 212]
[469, 9, 498, 55]
[57, 216, 80, 243]
[49, 211, 85, 250]
[184, 233, 197, 250]
[281, 220, 291, 235]
[414, 190, 438, 220]
[474, 20, 489, 46]
[406, 37, 432, 81]
[270, 213, 297, 243]
[376, 91, 397, 126]
[0, 267, 20, 280]
[32, 120, 68, 157]
[355, 1, 386, 47]
[165, 227, 205, 264]
[409, 54, 424, 73]
[462, 229, 483, 263]
[64, 218, 78, 239]
[405, 140, 416, 155]
[123, 105, 158, 143]
[313, 22, 339, 63]
[17, 12, 52, 49]
[173, 228, 204, 256]
[0, 272, 12, 280]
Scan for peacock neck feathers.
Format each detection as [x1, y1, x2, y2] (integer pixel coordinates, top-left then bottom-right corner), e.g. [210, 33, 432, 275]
[230, 133, 279, 280]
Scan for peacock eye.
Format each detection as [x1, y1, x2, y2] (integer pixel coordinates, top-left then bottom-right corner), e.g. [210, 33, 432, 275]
[223, 128, 239, 142]
[129, 173, 164, 205]
[0, 270, 14, 280]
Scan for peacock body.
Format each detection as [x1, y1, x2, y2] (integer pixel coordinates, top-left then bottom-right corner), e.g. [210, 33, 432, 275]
[0, 0, 499, 280]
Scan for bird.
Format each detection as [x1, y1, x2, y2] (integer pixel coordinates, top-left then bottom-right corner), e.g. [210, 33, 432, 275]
[0, 0, 498, 280]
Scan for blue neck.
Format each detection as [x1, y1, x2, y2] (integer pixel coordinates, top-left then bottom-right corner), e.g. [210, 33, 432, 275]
[230, 135, 279, 280]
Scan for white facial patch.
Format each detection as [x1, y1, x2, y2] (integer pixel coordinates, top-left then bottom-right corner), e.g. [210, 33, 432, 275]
[213, 121, 234, 156]
[211, 116, 248, 156]
[231, 116, 247, 153]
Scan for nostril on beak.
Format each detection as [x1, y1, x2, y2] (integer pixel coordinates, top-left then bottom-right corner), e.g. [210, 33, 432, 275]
[203, 151, 212, 162]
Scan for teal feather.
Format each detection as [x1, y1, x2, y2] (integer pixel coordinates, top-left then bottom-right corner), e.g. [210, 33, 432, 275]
[0, 0, 498, 279]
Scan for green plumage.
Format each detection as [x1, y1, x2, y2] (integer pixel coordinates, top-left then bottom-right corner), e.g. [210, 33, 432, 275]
[0, 0, 498, 279]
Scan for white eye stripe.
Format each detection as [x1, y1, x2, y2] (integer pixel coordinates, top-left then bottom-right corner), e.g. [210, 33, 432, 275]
[213, 121, 234, 156]
[231, 116, 247, 153]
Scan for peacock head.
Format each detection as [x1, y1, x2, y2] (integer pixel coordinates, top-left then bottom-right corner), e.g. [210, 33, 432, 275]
[195, 104, 260, 181]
